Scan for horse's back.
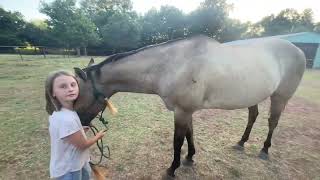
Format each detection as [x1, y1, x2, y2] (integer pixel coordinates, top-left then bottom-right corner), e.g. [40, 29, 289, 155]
[241, 38, 306, 99]
[192, 38, 305, 109]
[158, 37, 306, 110]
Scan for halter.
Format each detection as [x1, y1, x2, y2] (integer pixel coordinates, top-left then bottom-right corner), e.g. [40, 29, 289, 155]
[86, 73, 111, 165]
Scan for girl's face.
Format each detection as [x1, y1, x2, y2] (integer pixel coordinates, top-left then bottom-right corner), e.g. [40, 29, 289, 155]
[52, 75, 79, 107]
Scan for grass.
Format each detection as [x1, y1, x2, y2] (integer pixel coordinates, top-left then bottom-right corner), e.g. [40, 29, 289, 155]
[0, 54, 319, 179]
[295, 69, 320, 104]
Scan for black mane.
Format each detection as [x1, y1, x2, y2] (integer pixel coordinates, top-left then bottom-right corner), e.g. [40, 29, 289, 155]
[83, 36, 191, 72]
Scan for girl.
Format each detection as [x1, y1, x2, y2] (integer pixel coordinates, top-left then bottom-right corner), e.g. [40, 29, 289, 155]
[45, 70, 105, 180]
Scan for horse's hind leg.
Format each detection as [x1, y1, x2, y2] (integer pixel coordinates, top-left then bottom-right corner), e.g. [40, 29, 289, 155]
[259, 95, 287, 160]
[234, 105, 259, 150]
[182, 120, 195, 166]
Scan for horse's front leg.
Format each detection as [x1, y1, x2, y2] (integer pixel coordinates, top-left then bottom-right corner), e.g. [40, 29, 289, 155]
[165, 108, 192, 178]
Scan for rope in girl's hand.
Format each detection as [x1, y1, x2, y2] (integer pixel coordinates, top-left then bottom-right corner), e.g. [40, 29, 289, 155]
[89, 107, 111, 165]
[89, 124, 110, 165]
[89, 99, 117, 165]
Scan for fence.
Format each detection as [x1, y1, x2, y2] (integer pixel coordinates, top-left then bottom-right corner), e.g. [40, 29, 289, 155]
[0, 46, 77, 61]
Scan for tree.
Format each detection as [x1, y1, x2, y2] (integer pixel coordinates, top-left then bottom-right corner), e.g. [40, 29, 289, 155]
[314, 22, 320, 33]
[141, 6, 186, 45]
[297, 9, 314, 32]
[219, 19, 249, 42]
[187, 0, 231, 40]
[0, 8, 26, 45]
[258, 8, 315, 36]
[241, 23, 264, 39]
[40, 0, 100, 55]
[21, 20, 60, 47]
[80, 0, 140, 53]
[100, 11, 141, 51]
[80, 0, 134, 34]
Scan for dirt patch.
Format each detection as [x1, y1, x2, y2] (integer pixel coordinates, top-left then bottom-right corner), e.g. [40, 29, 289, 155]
[271, 97, 320, 180]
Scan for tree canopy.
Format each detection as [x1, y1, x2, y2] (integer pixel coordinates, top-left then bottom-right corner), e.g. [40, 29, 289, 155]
[0, 7, 26, 45]
[0, 0, 319, 54]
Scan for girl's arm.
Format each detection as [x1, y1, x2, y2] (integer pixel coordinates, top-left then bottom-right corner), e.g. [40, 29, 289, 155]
[64, 130, 106, 150]
[83, 126, 90, 133]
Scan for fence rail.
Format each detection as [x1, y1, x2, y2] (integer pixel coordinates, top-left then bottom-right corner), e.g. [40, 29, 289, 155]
[0, 46, 77, 61]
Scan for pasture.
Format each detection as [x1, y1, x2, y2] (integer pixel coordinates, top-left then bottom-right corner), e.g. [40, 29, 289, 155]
[0, 55, 319, 179]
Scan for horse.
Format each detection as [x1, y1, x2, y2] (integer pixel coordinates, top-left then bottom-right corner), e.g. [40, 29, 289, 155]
[73, 35, 306, 178]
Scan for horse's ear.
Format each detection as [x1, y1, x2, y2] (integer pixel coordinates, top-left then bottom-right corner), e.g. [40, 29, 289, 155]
[88, 58, 94, 67]
[74, 67, 87, 81]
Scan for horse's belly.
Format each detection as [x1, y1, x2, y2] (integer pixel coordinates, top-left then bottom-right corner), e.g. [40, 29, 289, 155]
[206, 92, 269, 110]
[203, 73, 280, 110]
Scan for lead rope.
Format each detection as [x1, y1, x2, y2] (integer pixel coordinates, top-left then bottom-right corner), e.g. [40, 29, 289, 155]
[89, 107, 111, 165]
[86, 72, 115, 165]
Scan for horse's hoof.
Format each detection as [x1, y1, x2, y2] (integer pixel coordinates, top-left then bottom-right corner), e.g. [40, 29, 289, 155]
[232, 144, 244, 151]
[182, 158, 194, 167]
[161, 170, 175, 180]
[258, 150, 269, 160]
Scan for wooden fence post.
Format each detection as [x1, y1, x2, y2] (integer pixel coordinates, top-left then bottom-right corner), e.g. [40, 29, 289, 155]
[42, 47, 46, 58]
[17, 47, 23, 61]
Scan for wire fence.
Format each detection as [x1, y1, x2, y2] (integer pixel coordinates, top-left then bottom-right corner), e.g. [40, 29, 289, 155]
[0, 46, 78, 61]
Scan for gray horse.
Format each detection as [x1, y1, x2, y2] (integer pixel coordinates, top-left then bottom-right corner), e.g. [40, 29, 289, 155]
[73, 35, 306, 178]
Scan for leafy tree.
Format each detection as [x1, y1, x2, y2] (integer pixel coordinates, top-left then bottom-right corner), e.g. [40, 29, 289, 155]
[187, 0, 231, 40]
[80, 0, 134, 34]
[141, 6, 186, 45]
[219, 19, 249, 42]
[296, 9, 314, 32]
[0, 7, 26, 45]
[21, 20, 60, 47]
[40, 0, 100, 55]
[241, 23, 264, 39]
[258, 8, 315, 36]
[314, 22, 320, 33]
[100, 11, 141, 51]
[80, 0, 140, 52]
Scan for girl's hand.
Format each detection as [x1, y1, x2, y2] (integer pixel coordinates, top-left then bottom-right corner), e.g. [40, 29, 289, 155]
[95, 130, 106, 140]
[65, 129, 106, 150]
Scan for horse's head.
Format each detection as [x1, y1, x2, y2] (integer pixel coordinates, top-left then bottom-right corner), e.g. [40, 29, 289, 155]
[73, 58, 107, 126]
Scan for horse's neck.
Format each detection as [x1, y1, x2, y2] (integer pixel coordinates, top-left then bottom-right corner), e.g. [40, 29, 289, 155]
[99, 54, 160, 95]
[97, 36, 215, 96]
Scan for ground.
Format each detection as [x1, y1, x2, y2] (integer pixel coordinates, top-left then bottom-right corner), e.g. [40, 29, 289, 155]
[0, 55, 319, 180]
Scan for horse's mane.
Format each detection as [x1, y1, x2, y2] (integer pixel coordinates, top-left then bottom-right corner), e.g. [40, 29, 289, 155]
[83, 35, 209, 72]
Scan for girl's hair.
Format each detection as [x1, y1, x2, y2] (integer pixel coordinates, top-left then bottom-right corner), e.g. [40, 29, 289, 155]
[45, 70, 78, 115]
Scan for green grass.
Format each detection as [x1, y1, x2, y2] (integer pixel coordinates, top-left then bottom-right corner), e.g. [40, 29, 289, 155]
[0, 55, 319, 179]
[295, 69, 320, 104]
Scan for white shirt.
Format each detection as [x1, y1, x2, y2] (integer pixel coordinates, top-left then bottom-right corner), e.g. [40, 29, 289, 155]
[48, 108, 90, 178]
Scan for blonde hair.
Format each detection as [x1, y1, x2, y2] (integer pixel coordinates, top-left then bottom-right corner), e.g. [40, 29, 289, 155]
[45, 70, 78, 115]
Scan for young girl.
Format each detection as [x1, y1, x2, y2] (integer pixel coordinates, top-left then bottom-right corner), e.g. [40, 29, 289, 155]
[45, 70, 105, 180]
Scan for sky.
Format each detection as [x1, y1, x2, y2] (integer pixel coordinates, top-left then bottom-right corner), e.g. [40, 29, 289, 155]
[0, 0, 319, 23]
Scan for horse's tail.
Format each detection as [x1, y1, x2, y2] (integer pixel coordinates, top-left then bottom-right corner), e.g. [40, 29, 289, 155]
[90, 163, 106, 180]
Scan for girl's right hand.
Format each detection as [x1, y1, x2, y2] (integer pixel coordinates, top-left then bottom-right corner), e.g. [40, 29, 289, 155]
[95, 130, 106, 140]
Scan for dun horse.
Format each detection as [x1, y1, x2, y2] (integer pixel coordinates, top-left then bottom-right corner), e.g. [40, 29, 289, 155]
[73, 35, 306, 178]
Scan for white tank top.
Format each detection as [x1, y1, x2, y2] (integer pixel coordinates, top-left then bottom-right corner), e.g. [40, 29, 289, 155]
[48, 108, 90, 178]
